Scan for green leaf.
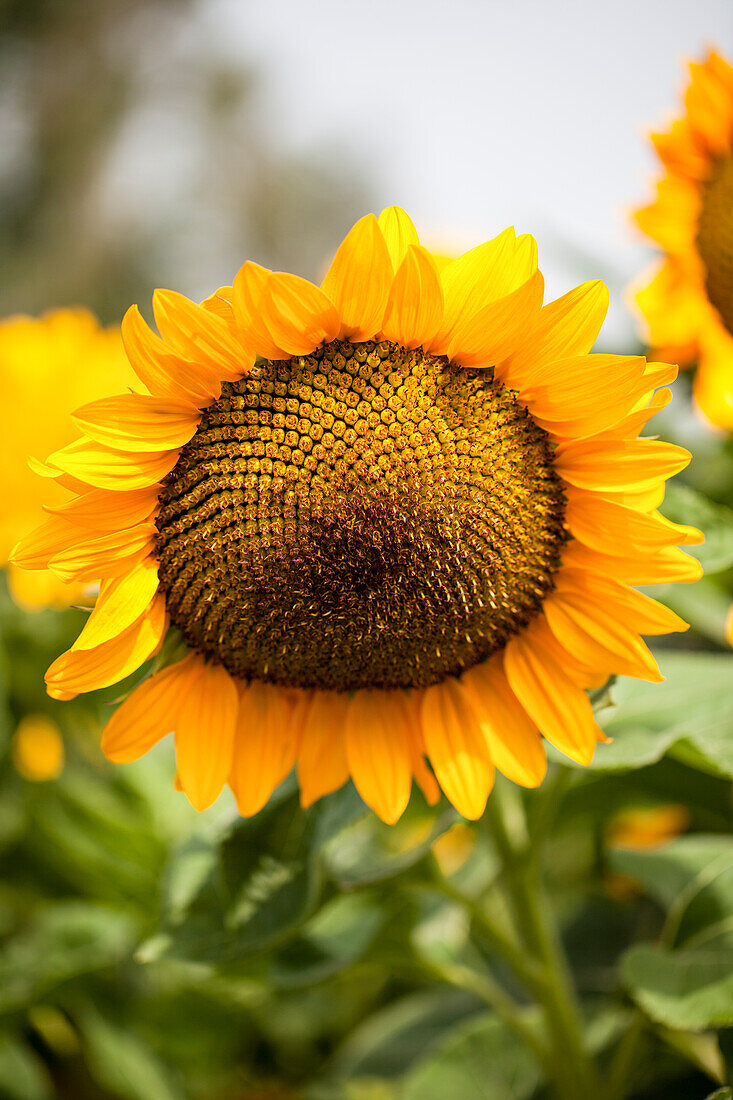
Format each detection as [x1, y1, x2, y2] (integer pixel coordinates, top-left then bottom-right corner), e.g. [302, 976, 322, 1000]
[400, 1013, 541, 1100]
[79, 1009, 185, 1100]
[0, 903, 135, 1016]
[704, 1088, 733, 1100]
[322, 807, 457, 889]
[0, 1034, 52, 1100]
[595, 653, 733, 777]
[663, 483, 733, 574]
[272, 893, 386, 989]
[621, 941, 733, 1031]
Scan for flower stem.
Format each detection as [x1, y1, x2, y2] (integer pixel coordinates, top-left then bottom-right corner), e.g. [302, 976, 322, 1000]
[481, 779, 603, 1099]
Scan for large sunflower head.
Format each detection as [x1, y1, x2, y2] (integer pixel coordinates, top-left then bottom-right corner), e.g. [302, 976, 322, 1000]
[633, 50, 733, 429]
[0, 309, 137, 608]
[13, 209, 703, 822]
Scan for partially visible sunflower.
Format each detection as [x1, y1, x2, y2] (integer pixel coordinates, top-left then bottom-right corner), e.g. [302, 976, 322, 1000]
[14, 209, 703, 823]
[0, 309, 137, 608]
[633, 50, 733, 429]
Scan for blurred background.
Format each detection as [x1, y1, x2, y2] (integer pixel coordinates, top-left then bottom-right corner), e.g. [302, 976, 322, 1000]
[1, 3, 732, 1100]
[1, 0, 731, 338]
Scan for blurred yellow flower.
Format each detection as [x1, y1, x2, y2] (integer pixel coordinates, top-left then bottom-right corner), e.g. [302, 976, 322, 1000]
[0, 309, 136, 608]
[606, 803, 690, 850]
[12, 714, 65, 781]
[633, 50, 733, 429]
[15, 209, 702, 824]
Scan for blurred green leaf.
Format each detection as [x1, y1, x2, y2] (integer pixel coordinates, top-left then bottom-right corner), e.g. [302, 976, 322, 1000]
[621, 941, 733, 1031]
[322, 807, 456, 890]
[400, 1012, 541, 1100]
[0, 1033, 52, 1100]
[596, 653, 733, 777]
[79, 1008, 185, 1100]
[608, 835, 733, 938]
[272, 893, 386, 989]
[705, 1087, 733, 1099]
[664, 484, 733, 574]
[0, 902, 135, 1016]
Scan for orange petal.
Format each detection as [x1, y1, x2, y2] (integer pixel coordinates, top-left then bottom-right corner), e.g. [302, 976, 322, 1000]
[381, 245, 444, 349]
[11, 514, 85, 571]
[519, 355, 646, 435]
[101, 653, 199, 763]
[565, 493, 701, 553]
[229, 680, 297, 816]
[462, 657, 547, 788]
[558, 568, 689, 636]
[503, 626, 601, 765]
[45, 594, 168, 700]
[261, 272, 340, 355]
[175, 662, 238, 811]
[321, 214, 393, 340]
[45, 486, 158, 532]
[47, 526, 156, 582]
[377, 206, 420, 268]
[421, 678, 494, 819]
[74, 393, 200, 452]
[562, 539, 703, 585]
[297, 691, 350, 807]
[345, 689, 413, 824]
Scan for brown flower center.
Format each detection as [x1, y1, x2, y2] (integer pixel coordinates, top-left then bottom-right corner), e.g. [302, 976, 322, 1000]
[155, 339, 566, 691]
[697, 152, 733, 335]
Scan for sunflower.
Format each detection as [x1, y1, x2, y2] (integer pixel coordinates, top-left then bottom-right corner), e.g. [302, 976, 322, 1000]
[0, 309, 137, 608]
[633, 50, 733, 429]
[13, 209, 703, 823]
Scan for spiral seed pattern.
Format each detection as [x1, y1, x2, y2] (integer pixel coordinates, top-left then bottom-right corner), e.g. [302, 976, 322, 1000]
[155, 339, 567, 691]
[697, 152, 733, 335]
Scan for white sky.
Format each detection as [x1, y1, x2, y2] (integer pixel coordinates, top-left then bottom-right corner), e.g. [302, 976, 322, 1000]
[200, 0, 732, 345]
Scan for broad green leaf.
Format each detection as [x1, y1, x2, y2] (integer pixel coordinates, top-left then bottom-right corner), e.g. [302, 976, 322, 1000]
[0, 1034, 52, 1100]
[0, 903, 134, 1016]
[621, 941, 733, 1031]
[272, 893, 386, 989]
[401, 1012, 541, 1100]
[322, 807, 457, 889]
[595, 653, 733, 777]
[663, 483, 733, 574]
[79, 1009, 185, 1100]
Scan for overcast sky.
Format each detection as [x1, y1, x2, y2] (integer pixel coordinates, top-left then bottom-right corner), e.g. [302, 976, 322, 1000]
[202, 0, 732, 345]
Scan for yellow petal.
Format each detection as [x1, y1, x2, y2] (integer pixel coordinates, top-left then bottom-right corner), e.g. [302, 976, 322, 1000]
[231, 261, 283, 359]
[202, 286, 235, 320]
[377, 206, 420, 268]
[74, 393, 199, 452]
[381, 245, 444, 349]
[47, 436, 178, 491]
[562, 538, 703, 585]
[429, 228, 519, 352]
[565, 492, 702, 553]
[504, 627, 601, 765]
[520, 355, 646, 435]
[555, 439, 691, 492]
[345, 689, 413, 824]
[321, 214, 393, 340]
[261, 272, 340, 355]
[297, 691, 350, 807]
[48, 525, 156, 582]
[447, 271, 544, 367]
[152, 289, 247, 380]
[45, 594, 167, 700]
[543, 588, 663, 684]
[499, 280, 609, 387]
[593, 388, 673, 442]
[559, 568, 689, 636]
[11, 514, 84, 570]
[462, 657, 547, 788]
[45, 486, 158, 532]
[175, 662, 238, 811]
[421, 678, 494, 819]
[121, 305, 220, 407]
[73, 558, 160, 650]
[229, 680, 297, 816]
[101, 654, 199, 763]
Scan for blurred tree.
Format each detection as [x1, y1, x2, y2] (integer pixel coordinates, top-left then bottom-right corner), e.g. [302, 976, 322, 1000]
[0, 0, 370, 323]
